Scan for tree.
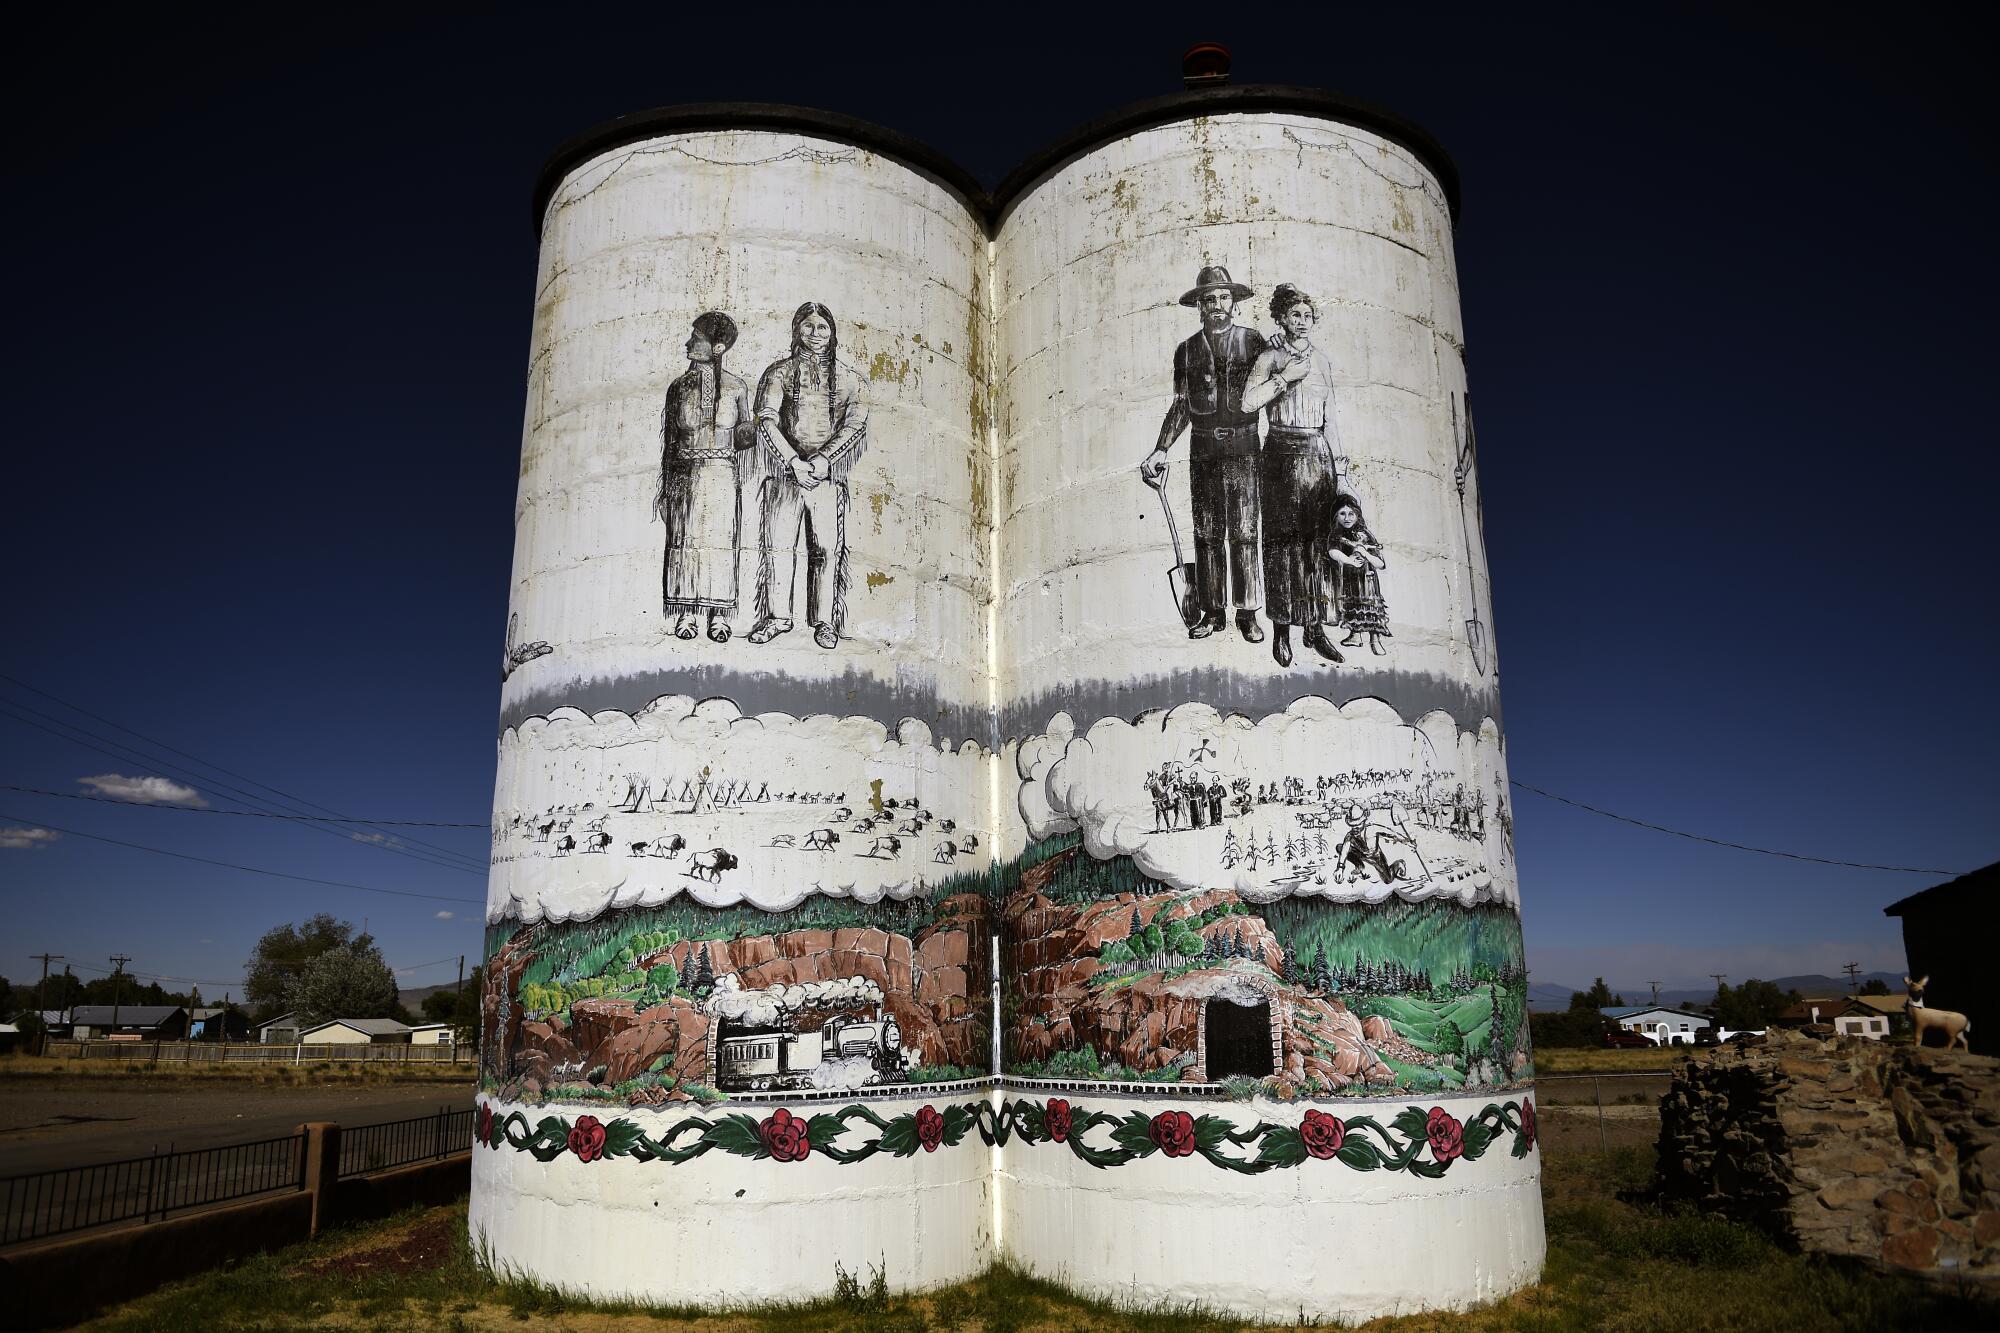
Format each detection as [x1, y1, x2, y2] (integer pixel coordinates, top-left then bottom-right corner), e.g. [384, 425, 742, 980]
[1713, 979, 1798, 1030]
[1858, 978, 1891, 997]
[286, 943, 399, 1027]
[245, 915, 376, 1018]
[1569, 978, 1620, 1012]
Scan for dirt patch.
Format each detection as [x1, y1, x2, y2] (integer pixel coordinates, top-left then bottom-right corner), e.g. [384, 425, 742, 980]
[299, 1209, 462, 1279]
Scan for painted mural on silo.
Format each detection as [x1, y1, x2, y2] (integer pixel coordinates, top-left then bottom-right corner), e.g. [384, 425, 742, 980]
[472, 125, 999, 1305]
[988, 110, 1541, 1319]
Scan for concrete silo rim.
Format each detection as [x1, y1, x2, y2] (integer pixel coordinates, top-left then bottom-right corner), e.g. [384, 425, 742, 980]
[530, 86, 1460, 239]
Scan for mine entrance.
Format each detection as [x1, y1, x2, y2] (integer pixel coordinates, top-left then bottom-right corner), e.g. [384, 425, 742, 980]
[1206, 999, 1273, 1079]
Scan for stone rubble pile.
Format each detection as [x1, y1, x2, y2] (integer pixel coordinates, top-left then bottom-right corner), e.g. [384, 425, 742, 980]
[1656, 1027, 2000, 1277]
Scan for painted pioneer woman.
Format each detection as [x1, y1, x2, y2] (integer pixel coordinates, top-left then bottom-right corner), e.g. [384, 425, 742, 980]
[1241, 284, 1345, 667]
[656, 311, 756, 643]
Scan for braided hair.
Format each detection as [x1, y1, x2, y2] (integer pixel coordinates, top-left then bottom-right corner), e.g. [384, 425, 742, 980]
[788, 302, 838, 418]
[691, 310, 738, 378]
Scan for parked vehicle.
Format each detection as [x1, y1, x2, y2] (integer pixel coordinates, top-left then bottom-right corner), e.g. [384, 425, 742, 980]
[1692, 1026, 1721, 1047]
[1602, 1028, 1656, 1049]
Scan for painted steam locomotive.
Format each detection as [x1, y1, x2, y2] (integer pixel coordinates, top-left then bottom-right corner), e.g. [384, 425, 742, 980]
[714, 1008, 907, 1092]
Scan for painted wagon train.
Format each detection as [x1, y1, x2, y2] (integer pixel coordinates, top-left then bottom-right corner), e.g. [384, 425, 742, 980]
[713, 1009, 907, 1092]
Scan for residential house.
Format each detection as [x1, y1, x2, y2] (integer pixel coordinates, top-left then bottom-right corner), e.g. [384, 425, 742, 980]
[69, 1005, 188, 1041]
[1778, 996, 1895, 1040]
[256, 1012, 302, 1044]
[187, 1006, 251, 1042]
[297, 1018, 412, 1045]
[407, 1023, 455, 1046]
[1885, 861, 1996, 1056]
[1601, 1006, 1714, 1045]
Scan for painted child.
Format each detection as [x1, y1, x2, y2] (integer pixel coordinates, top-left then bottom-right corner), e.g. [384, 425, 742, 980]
[1328, 494, 1390, 655]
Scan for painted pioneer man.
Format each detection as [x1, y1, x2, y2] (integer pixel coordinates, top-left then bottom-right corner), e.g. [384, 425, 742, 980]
[1141, 266, 1267, 642]
[749, 302, 868, 650]
[657, 311, 757, 643]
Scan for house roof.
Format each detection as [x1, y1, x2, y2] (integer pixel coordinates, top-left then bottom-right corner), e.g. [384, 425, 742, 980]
[406, 1022, 452, 1032]
[300, 1017, 409, 1036]
[255, 1012, 298, 1030]
[71, 1006, 185, 1026]
[1603, 1006, 1713, 1022]
[1885, 860, 2000, 917]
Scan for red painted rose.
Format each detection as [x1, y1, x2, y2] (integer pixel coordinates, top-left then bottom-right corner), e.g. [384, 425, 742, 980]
[1299, 1109, 1345, 1160]
[1425, 1107, 1464, 1163]
[567, 1114, 608, 1163]
[760, 1108, 812, 1162]
[477, 1103, 495, 1148]
[1150, 1109, 1197, 1158]
[1520, 1098, 1537, 1152]
[915, 1105, 945, 1153]
[1045, 1098, 1072, 1144]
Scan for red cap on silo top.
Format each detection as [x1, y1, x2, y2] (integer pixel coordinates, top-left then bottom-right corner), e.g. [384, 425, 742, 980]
[1182, 43, 1231, 88]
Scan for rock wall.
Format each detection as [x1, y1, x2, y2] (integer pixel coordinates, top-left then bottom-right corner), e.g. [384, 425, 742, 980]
[1656, 1028, 2000, 1276]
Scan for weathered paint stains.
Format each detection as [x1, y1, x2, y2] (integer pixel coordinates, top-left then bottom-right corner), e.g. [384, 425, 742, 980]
[866, 570, 894, 590]
[868, 350, 912, 383]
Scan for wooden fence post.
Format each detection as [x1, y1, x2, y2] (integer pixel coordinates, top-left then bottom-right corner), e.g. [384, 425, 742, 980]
[300, 1122, 341, 1237]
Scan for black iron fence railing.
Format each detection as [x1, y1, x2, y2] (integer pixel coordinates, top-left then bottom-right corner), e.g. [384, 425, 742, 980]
[0, 1132, 304, 1248]
[337, 1107, 477, 1180]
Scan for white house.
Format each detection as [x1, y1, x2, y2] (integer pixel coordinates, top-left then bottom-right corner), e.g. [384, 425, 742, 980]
[297, 1017, 412, 1045]
[1601, 1006, 1714, 1045]
[407, 1023, 455, 1046]
[1793, 997, 1894, 1040]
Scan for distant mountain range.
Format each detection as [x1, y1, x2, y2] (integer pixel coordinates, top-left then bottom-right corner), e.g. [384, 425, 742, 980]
[398, 982, 460, 1014]
[1526, 971, 1906, 1012]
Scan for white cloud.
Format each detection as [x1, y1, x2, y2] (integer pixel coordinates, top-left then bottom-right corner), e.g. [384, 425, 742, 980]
[1018, 697, 1516, 909]
[79, 774, 207, 807]
[434, 910, 455, 920]
[0, 826, 60, 850]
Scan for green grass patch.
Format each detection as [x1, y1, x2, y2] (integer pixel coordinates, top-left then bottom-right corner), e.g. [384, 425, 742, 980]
[78, 1137, 1993, 1332]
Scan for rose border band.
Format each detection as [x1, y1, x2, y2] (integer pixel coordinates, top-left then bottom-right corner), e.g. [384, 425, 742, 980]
[475, 1095, 1536, 1176]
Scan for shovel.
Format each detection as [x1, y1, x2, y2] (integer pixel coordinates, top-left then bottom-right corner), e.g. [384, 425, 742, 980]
[1153, 461, 1200, 628]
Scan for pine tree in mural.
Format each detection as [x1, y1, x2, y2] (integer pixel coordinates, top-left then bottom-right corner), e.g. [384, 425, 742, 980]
[1129, 908, 1145, 942]
[688, 945, 715, 996]
[1311, 948, 1333, 995]
[1220, 829, 1241, 868]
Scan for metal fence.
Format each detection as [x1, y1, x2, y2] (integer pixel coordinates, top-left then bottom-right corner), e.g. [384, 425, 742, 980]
[337, 1106, 477, 1179]
[42, 1040, 473, 1065]
[0, 1132, 304, 1248]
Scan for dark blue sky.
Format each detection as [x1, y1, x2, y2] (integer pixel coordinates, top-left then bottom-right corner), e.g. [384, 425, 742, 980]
[2, 9, 1992, 1001]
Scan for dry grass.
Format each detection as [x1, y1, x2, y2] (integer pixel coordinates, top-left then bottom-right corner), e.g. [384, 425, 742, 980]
[74, 1116, 1988, 1332]
[0, 1055, 474, 1088]
[1530, 1045, 1714, 1074]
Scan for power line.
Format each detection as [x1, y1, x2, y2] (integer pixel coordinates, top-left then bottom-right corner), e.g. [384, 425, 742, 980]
[0, 784, 486, 827]
[0, 811, 484, 905]
[0, 701, 486, 875]
[1508, 780, 1965, 876]
[0, 674, 491, 872]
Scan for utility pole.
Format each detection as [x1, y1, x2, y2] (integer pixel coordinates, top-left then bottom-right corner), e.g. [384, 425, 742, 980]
[1648, 980, 1661, 1007]
[1841, 961, 1861, 992]
[455, 954, 467, 1054]
[109, 954, 132, 1034]
[30, 953, 63, 1015]
[1709, 973, 1727, 1002]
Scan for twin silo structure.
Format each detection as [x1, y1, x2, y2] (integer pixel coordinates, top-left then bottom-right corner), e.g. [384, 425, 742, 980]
[475, 76, 1541, 1320]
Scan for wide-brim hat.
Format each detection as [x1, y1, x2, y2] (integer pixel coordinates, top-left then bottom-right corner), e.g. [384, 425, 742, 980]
[1179, 265, 1255, 307]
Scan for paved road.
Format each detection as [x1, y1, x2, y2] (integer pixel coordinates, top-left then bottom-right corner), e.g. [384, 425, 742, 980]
[0, 1080, 475, 1176]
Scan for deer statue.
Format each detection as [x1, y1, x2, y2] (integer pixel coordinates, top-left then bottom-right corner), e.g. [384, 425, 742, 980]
[1903, 976, 1972, 1050]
